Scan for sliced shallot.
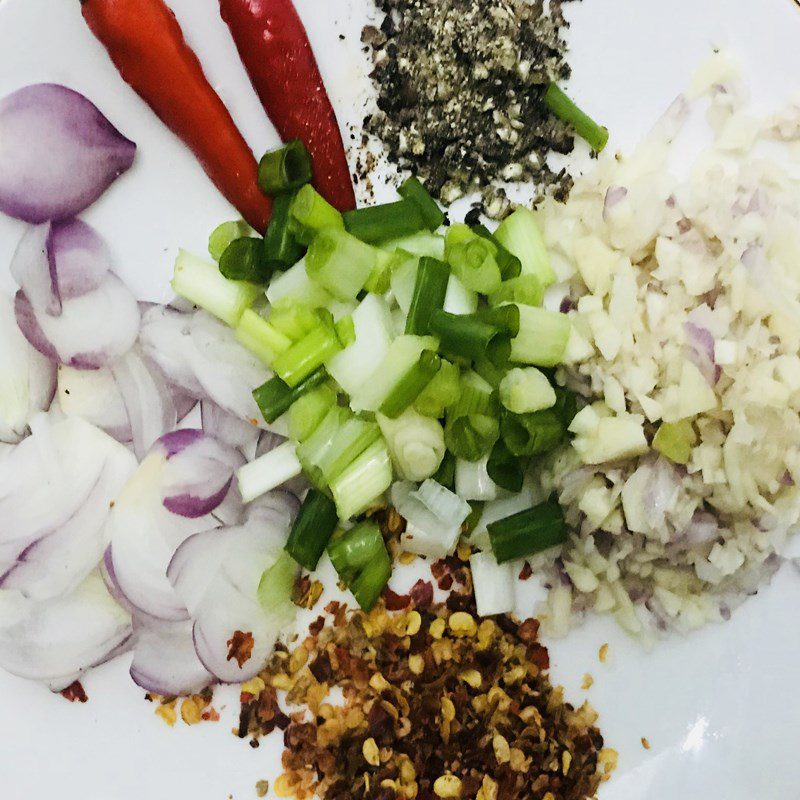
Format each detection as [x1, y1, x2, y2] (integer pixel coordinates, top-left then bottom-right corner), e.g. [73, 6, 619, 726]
[129, 619, 213, 696]
[0, 294, 56, 444]
[168, 492, 299, 683]
[140, 306, 268, 423]
[0, 573, 132, 691]
[105, 431, 244, 622]
[0, 413, 137, 599]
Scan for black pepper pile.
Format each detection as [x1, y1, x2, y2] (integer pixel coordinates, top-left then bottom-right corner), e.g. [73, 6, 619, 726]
[363, 0, 577, 218]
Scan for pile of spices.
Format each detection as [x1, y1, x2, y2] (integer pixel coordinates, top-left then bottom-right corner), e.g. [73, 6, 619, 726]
[239, 593, 614, 800]
[363, 0, 577, 217]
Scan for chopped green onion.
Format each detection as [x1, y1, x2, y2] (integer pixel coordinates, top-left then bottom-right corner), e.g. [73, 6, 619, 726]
[489, 274, 544, 308]
[171, 249, 261, 327]
[446, 372, 500, 460]
[364, 250, 397, 295]
[405, 256, 451, 336]
[653, 419, 696, 464]
[350, 551, 392, 611]
[237, 441, 302, 504]
[298, 409, 381, 487]
[256, 551, 297, 621]
[328, 522, 385, 580]
[268, 305, 321, 342]
[398, 176, 445, 231]
[500, 408, 564, 457]
[379, 349, 441, 418]
[388, 251, 420, 315]
[289, 384, 337, 443]
[209, 220, 252, 262]
[463, 500, 485, 534]
[343, 199, 426, 244]
[445, 413, 499, 462]
[433, 450, 456, 490]
[445, 225, 502, 294]
[272, 321, 342, 387]
[552, 387, 578, 429]
[378, 409, 446, 482]
[475, 304, 520, 337]
[328, 522, 391, 610]
[350, 334, 438, 413]
[264, 191, 306, 269]
[306, 227, 377, 301]
[451, 370, 496, 417]
[334, 315, 356, 348]
[487, 498, 567, 563]
[473, 356, 505, 389]
[266, 258, 333, 309]
[429, 309, 511, 367]
[499, 367, 556, 414]
[330, 439, 393, 520]
[285, 489, 339, 571]
[258, 140, 313, 196]
[290, 184, 344, 245]
[382, 232, 446, 259]
[494, 208, 555, 288]
[219, 237, 271, 284]
[487, 438, 526, 493]
[544, 83, 609, 153]
[510, 305, 571, 367]
[235, 308, 292, 365]
[414, 358, 461, 418]
[472, 224, 521, 280]
[252, 368, 328, 424]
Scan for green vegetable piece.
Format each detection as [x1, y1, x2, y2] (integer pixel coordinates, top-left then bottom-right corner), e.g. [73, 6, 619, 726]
[258, 140, 313, 196]
[252, 368, 328, 424]
[264, 191, 306, 269]
[219, 236, 273, 284]
[343, 199, 427, 244]
[487, 438, 526, 493]
[429, 309, 511, 368]
[487, 498, 567, 563]
[285, 489, 339, 572]
[306, 227, 377, 300]
[494, 208, 555, 288]
[405, 256, 451, 336]
[290, 184, 344, 245]
[379, 349, 441, 419]
[209, 220, 252, 262]
[544, 83, 609, 153]
[398, 176, 445, 231]
[472, 224, 521, 280]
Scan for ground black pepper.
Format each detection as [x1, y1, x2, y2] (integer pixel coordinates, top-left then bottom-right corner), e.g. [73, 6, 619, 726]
[363, 0, 578, 218]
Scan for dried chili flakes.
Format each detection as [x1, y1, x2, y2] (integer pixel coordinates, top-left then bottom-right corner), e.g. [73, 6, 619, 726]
[239, 595, 613, 800]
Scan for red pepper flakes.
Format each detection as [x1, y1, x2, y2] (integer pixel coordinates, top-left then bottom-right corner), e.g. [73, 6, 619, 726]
[226, 630, 255, 668]
[60, 681, 88, 703]
[409, 578, 434, 608]
[383, 587, 412, 611]
[519, 561, 533, 580]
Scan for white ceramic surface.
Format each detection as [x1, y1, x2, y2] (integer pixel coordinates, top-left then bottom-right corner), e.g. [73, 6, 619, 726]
[1, 1, 800, 798]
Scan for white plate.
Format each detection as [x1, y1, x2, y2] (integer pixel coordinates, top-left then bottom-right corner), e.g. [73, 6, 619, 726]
[1, 1, 800, 798]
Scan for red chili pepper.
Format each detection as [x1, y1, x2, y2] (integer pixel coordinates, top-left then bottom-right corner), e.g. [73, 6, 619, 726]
[81, 0, 271, 232]
[219, 0, 356, 213]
